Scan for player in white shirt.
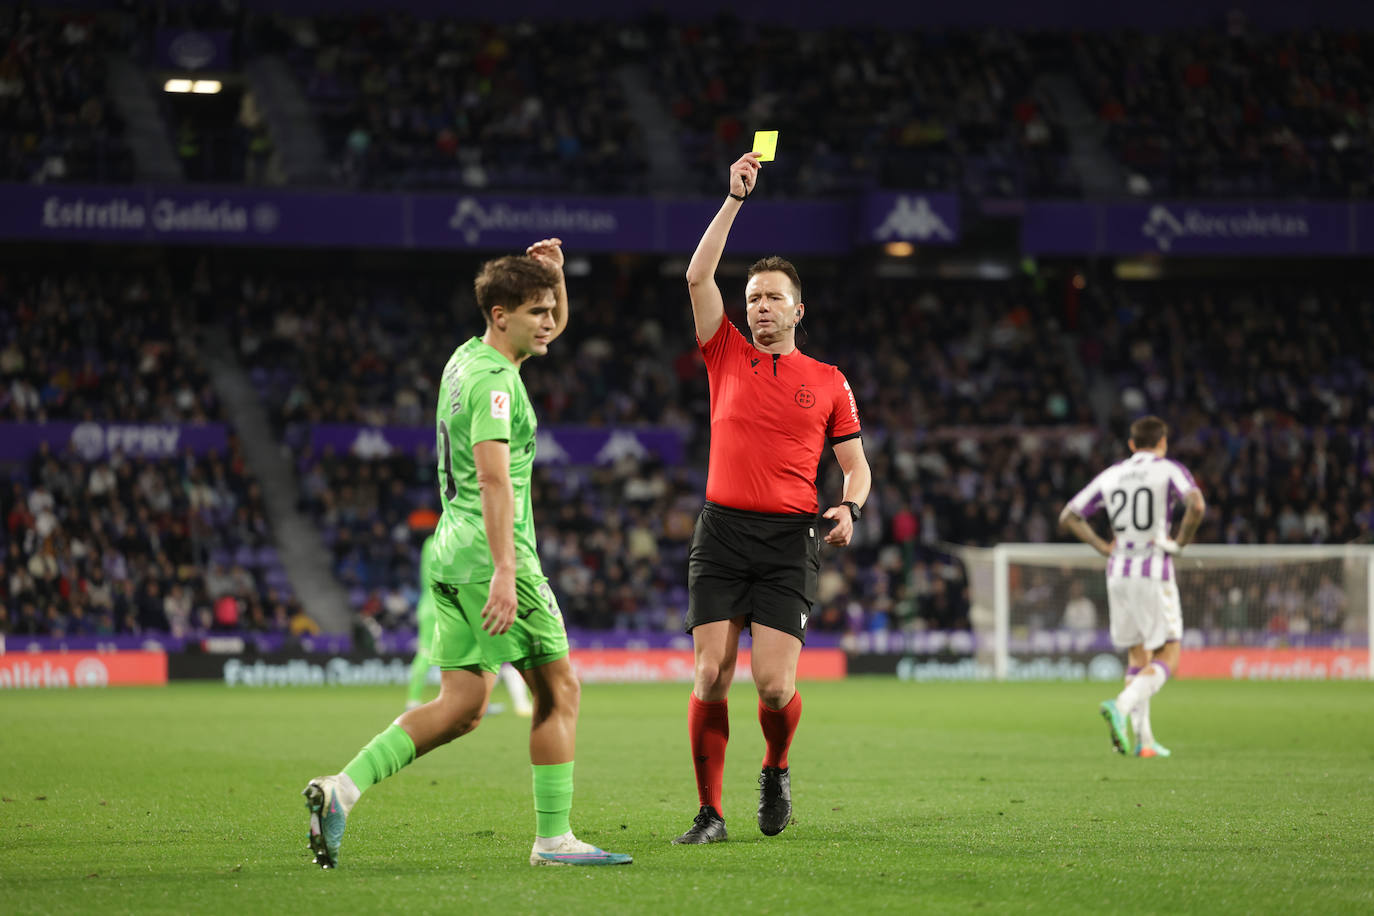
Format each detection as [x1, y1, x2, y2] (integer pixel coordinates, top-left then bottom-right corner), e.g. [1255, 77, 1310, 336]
[1059, 416, 1205, 758]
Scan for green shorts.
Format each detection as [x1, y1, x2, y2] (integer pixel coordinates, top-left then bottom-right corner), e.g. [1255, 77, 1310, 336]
[428, 575, 570, 674]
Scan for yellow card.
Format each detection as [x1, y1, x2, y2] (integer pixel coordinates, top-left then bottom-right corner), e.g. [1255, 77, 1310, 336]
[752, 130, 778, 162]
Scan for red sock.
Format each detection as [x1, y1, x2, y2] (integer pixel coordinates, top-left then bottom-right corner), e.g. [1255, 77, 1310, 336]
[758, 690, 802, 769]
[687, 693, 729, 813]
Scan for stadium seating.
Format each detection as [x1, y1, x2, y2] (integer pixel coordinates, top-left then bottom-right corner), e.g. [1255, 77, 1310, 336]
[0, 269, 220, 423]
[0, 266, 302, 638]
[12, 8, 1371, 198]
[2, 447, 300, 638]
[0, 10, 135, 184]
[639, 21, 1076, 196]
[283, 14, 649, 191]
[1067, 28, 1374, 198]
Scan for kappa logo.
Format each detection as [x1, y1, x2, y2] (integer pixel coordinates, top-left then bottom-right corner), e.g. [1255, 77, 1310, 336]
[351, 429, 393, 458]
[490, 390, 510, 420]
[533, 429, 571, 464]
[794, 387, 816, 408]
[874, 195, 954, 242]
[595, 430, 648, 464]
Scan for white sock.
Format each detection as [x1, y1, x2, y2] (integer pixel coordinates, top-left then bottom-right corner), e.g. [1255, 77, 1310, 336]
[1115, 664, 1168, 718]
[335, 773, 361, 813]
[1135, 695, 1154, 746]
[1126, 675, 1144, 741]
[533, 831, 574, 851]
[501, 664, 533, 714]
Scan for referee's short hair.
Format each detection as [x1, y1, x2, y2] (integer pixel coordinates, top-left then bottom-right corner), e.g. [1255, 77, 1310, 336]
[1130, 415, 1168, 449]
[474, 256, 558, 323]
[747, 256, 802, 303]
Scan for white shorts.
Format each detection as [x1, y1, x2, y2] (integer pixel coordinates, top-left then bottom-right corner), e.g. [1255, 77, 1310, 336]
[1106, 575, 1183, 651]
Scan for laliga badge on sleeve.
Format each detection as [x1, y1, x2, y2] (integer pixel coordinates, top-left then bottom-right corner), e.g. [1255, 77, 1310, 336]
[752, 130, 778, 162]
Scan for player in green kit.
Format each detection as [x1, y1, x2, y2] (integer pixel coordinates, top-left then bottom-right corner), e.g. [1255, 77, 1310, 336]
[406, 532, 533, 717]
[302, 238, 631, 869]
[404, 533, 441, 709]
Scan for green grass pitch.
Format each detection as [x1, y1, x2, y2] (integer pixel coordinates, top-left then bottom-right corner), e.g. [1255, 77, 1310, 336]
[2, 678, 1371, 914]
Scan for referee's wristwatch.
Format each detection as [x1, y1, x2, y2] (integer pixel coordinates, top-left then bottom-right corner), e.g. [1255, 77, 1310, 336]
[842, 500, 862, 522]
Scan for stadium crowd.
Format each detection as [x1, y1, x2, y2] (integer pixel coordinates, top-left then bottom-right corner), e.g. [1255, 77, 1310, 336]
[4, 6, 1372, 640]
[283, 13, 648, 192]
[5, 253, 1368, 639]
[1070, 26, 1374, 198]
[0, 268, 308, 639]
[0, 440, 313, 640]
[641, 20, 1075, 197]
[0, 7, 133, 184]
[9, 5, 1374, 199]
[0, 269, 221, 424]
[219, 260, 1371, 638]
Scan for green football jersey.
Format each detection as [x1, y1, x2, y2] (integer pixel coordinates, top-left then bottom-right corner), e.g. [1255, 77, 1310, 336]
[416, 534, 437, 631]
[430, 337, 542, 584]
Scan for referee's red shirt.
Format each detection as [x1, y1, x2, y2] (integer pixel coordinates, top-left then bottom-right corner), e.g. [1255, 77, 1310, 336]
[699, 318, 862, 515]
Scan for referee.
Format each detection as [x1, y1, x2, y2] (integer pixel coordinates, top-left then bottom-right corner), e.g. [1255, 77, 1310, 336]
[672, 151, 872, 845]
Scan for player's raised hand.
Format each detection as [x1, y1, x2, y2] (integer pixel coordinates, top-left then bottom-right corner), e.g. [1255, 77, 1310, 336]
[526, 237, 565, 271]
[822, 504, 853, 546]
[730, 152, 761, 199]
[481, 569, 519, 635]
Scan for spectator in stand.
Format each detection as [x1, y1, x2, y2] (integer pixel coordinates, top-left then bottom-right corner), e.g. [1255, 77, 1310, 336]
[136, 581, 168, 632]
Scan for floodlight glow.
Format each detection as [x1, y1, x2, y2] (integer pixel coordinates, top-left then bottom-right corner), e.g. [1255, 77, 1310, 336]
[191, 80, 222, 94]
[164, 79, 192, 93]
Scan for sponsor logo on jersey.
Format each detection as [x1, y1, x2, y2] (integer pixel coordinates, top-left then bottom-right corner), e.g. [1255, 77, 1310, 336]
[490, 391, 510, 419]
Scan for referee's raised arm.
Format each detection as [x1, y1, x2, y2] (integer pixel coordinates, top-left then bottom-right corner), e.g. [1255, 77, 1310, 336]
[686, 152, 761, 343]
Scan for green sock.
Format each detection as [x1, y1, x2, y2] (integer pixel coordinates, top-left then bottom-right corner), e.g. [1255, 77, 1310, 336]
[342, 725, 416, 793]
[532, 762, 574, 838]
[406, 652, 430, 705]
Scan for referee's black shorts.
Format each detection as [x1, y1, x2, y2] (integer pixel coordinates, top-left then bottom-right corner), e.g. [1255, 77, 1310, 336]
[685, 501, 820, 644]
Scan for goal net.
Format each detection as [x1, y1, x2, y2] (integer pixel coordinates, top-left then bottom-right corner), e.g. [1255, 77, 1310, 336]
[954, 544, 1373, 681]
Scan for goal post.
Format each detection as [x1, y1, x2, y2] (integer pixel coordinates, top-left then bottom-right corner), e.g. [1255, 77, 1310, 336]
[954, 544, 1374, 681]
